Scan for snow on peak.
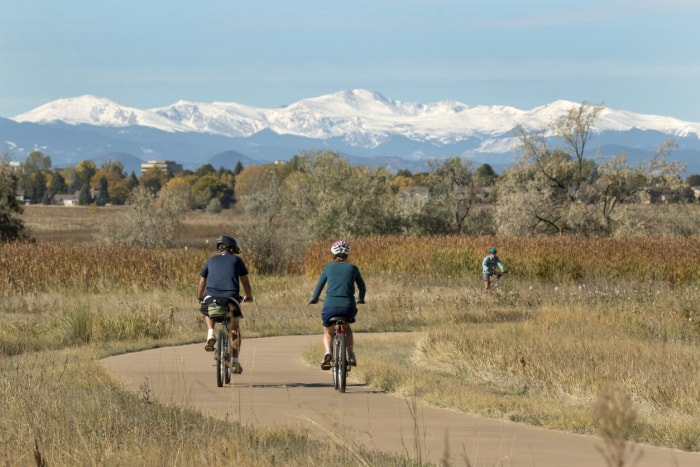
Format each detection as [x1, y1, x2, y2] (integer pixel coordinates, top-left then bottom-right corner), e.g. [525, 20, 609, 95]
[11, 90, 700, 144]
[13, 95, 191, 132]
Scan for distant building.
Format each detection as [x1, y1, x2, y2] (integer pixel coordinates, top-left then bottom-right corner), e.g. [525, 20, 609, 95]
[692, 186, 700, 201]
[15, 190, 28, 204]
[53, 193, 78, 206]
[140, 160, 183, 176]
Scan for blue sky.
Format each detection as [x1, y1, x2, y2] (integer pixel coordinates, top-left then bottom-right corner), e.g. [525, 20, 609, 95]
[2, 0, 699, 121]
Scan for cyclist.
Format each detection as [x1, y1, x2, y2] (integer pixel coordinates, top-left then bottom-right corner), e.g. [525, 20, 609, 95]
[482, 247, 506, 290]
[197, 235, 253, 374]
[309, 240, 366, 370]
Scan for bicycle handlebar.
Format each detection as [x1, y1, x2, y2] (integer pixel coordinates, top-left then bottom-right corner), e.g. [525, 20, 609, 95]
[308, 298, 365, 305]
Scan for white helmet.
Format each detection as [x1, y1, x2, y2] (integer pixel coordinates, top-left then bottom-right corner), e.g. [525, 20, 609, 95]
[330, 240, 351, 256]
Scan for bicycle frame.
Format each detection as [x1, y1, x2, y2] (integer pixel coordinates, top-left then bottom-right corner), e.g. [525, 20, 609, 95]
[486, 270, 506, 290]
[212, 300, 242, 387]
[328, 317, 349, 393]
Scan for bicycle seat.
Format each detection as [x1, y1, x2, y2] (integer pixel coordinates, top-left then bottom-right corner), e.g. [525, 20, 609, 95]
[209, 311, 232, 324]
[327, 316, 349, 325]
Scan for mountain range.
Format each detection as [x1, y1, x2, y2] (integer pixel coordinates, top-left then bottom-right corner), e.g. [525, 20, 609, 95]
[2, 89, 699, 175]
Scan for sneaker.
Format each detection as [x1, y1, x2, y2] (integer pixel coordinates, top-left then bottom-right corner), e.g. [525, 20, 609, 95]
[232, 361, 243, 374]
[204, 331, 215, 352]
[320, 353, 332, 370]
[348, 353, 357, 366]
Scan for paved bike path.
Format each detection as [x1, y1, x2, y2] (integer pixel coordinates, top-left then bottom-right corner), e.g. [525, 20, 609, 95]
[100, 335, 699, 466]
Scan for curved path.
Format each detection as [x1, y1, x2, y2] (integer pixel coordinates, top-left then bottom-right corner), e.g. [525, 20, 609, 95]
[101, 335, 699, 466]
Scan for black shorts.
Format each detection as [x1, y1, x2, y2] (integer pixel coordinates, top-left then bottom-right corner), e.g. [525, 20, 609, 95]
[321, 306, 356, 327]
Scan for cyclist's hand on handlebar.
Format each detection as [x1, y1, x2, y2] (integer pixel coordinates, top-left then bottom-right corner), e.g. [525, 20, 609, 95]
[242, 296, 253, 303]
[356, 299, 365, 305]
[308, 299, 318, 305]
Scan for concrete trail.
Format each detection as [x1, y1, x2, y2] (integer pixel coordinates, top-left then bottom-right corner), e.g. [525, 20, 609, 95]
[100, 334, 700, 467]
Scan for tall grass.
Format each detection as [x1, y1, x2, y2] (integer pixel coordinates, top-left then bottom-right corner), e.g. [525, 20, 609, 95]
[0, 348, 418, 466]
[5, 234, 696, 298]
[306, 235, 700, 284]
[0, 242, 209, 295]
[5, 208, 700, 462]
[333, 278, 700, 451]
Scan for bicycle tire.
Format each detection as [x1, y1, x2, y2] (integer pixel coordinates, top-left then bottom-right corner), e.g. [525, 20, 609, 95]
[335, 332, 347, 393]
[332, 334, 339, 390]
[224, 327, 232, 384]
[216, 328, 226, 387]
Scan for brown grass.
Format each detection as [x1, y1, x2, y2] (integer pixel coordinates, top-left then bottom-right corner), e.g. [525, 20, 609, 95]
[20, 204, 249, 245]
[306, 235, 700, 284]
[5, 205, 700, 464]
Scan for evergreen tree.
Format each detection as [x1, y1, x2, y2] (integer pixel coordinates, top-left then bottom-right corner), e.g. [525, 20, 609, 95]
[78, 185, 92, 206]
[47, 171, 67, 203]
[233, 161, 244, 175]
[0, 158, 32, 242]
[126, 172, 139, 190]
[95, 176, 109, 206]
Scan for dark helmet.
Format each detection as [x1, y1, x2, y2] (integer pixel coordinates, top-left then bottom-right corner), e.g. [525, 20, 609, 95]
[489, 247, 497, 254]
[216, 235, 241, 253]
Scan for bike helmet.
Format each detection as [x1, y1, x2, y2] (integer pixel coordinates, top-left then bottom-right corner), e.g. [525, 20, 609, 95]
[216, 235, 241, 253]
[330, 240, 351, 256]
[489, 247, 497, 254]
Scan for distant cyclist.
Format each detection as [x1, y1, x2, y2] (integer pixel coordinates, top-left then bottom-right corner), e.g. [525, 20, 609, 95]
[482, 247, 506, 290]
[197, 235, 253, 374]
[309, 240, 366, 370]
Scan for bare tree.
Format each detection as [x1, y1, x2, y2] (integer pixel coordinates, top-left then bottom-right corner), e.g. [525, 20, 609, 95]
[418, 157, 484, 235]
[596, 141, 685, 232]
[496, 102, 686, 236]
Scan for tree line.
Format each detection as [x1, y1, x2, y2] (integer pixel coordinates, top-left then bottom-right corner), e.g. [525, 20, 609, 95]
[11, 155, 243, 211]
[2, 102, 699, 246]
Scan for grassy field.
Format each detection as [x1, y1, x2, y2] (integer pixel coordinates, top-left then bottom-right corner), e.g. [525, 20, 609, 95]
[2, 205, 699, 466]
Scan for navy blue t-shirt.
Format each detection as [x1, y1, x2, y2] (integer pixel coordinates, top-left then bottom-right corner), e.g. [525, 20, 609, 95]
[200, 252, 249, 301]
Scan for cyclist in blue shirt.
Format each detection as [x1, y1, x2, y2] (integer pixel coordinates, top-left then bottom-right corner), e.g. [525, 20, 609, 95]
[482, 247, 506, 290]
[309, 240, 366, 370]
[197, 235, 253, 373]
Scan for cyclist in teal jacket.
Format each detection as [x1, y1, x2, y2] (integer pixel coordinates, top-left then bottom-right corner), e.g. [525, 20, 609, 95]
[309, 240, 366, 370]
[482, 247, 506, 290]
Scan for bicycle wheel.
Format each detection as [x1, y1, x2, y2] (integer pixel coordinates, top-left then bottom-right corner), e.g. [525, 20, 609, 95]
[216, 328, 227, 387]
[224, 329, 232, 384]
[331, 335, 339, 389]
[335, 332, 347, 393]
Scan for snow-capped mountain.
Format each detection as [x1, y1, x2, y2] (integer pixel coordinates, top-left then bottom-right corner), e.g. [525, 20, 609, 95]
[4, 89, 700, 174]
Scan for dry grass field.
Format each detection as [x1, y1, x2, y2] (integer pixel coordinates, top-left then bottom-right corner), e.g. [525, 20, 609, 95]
[1, 204, 699, 466]
[18, 204, 239, 244]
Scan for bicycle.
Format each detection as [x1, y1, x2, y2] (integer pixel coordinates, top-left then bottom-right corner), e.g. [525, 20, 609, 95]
[208, 298, 249, 387]
[327, 316, 351, 393]
[485, 270, 507, 290]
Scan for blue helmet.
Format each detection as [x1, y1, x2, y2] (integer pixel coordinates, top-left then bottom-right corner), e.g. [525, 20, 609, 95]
[489, 247, 497, 254]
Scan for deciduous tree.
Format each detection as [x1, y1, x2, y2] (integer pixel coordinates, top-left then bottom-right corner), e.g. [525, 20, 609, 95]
[495, 102, 685, 236]
[97, 185, 187, 247]
[20, 150, 52, 203]
[417, 157, 480, 235]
